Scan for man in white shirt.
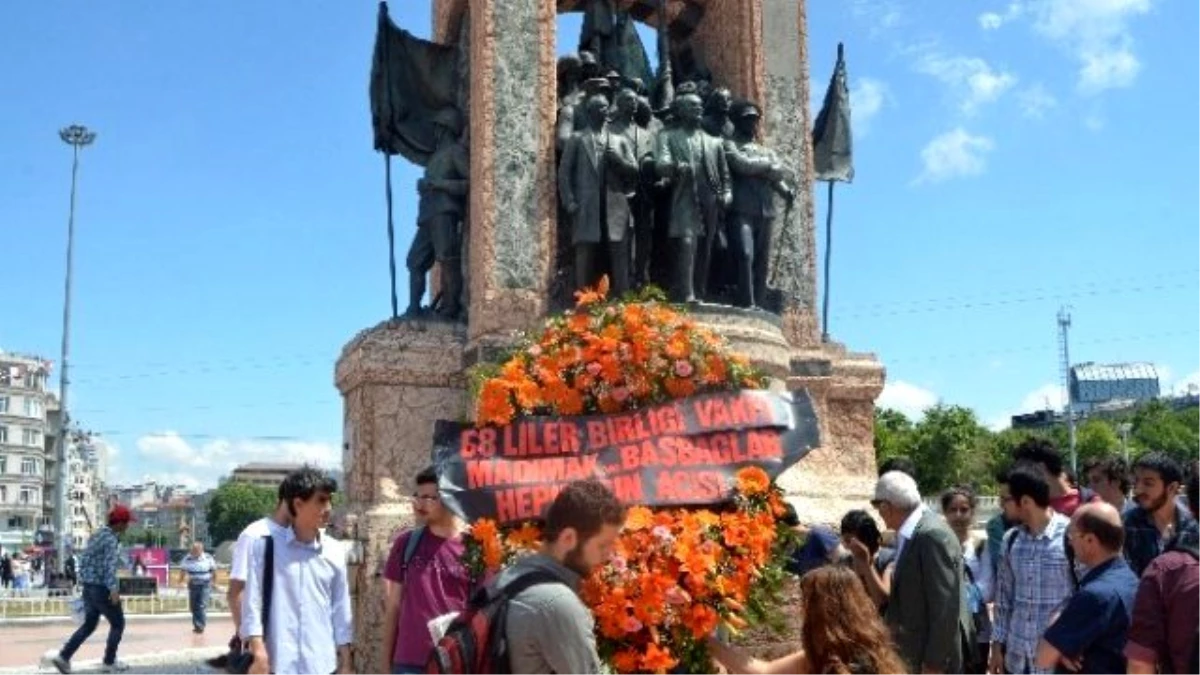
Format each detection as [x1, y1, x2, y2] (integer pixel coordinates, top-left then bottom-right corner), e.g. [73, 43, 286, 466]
[242, 467, 353, 675]
[228, 496, 291, 639]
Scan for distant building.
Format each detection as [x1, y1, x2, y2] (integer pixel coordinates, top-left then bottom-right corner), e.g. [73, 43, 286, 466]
[228, 462, 306, 489]
[1011, 362, 1181, 430]
[1070, 362, 1160, 413]
[0, 351, 53, 551]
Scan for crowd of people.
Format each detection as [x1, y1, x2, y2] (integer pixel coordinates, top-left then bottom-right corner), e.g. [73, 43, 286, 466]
[36, 439, 1197, 674]
[865, 441, 1198, 675]
[0, 548, 41, 594]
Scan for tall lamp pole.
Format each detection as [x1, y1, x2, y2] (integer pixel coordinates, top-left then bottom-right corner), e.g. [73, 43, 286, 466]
[54, 124, 96, 571]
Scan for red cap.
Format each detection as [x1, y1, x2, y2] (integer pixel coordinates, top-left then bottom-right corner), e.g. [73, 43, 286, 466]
[108, 504, 135, 526]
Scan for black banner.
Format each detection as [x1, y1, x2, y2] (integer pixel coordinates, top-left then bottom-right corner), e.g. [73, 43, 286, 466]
[432, 389, 820, 525]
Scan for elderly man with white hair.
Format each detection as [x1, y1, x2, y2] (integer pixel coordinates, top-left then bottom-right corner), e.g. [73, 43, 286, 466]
[872, 471, 974, 674]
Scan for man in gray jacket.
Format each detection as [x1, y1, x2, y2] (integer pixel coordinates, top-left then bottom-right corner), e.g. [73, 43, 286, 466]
[873, 471, 973, 673]
[495, 479, 626, 674]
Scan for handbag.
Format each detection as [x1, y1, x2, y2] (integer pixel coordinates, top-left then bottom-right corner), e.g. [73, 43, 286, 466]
[227, 535, 274, 675]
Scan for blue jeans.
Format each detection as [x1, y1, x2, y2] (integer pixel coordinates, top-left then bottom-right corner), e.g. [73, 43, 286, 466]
[61, 584, 125, 665]
[188, 583, 211, 630]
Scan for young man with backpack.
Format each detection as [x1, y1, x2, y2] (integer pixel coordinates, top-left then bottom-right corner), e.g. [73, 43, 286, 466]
[381, 466, 471, 674]
[428, 478, 626, 674]
[990, 465, 1074, 675]
[241, 467, 352, 675]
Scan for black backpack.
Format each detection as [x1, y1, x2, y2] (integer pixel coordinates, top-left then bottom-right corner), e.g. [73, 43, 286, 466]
[426, 570, 562, 674]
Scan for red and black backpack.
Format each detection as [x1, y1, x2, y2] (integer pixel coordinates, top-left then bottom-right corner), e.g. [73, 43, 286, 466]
[426, 571, 562, 674]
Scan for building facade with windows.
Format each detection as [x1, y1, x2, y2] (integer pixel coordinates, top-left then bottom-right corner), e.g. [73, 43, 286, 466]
[0, 351, 53, 550]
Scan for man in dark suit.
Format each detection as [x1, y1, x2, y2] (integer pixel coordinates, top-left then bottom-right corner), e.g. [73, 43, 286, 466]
[558, 93, 640, 295]
[873, 470, 973, 673]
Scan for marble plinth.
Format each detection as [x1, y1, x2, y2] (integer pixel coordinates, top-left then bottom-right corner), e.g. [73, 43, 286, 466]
[334, 319, 468, 672]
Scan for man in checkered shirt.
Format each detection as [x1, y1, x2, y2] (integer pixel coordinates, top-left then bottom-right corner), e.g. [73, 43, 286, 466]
[50, 504, 136, 674]
[991, 465, 1075, 675]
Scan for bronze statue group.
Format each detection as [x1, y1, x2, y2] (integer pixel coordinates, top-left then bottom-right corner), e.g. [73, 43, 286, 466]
[398, 4, 796, 321]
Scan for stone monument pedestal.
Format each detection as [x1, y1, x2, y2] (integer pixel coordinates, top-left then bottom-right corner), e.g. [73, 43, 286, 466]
[334, 319, 467, 672]
[691, 307, 884, 524]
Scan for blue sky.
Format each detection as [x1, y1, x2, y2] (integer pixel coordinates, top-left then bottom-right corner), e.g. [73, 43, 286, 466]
[2, 1, 1196, 490]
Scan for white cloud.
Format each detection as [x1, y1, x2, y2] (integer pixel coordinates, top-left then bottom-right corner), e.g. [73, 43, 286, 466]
[914, 128, 996, 184]
[979, 2, 1025, 30]
[134, 432, 340, 490]
[877, 380, 939, 420]
[1175, 370, 1200, 395]
[1084, 112, 1106, 131]
[984, 414, 1013, 432]
[915, 52, 1018, 113]
[1018, 84, 1059, 118]
[850, 0, 905, 37]
[1018, 382, 1066, 413]
[850, 78, 888, 136]
[1031, 0, 1152, 94]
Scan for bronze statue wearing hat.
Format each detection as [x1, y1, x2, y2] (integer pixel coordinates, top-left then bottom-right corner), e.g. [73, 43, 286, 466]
[724, 101, 794, 309]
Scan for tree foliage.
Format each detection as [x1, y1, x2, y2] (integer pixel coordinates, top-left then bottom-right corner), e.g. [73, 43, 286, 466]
[206, 481, 277, 545]
[874, 398, 1198, 495]
[118, 527, 169, 548]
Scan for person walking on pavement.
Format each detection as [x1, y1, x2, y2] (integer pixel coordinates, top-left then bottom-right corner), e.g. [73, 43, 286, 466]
[181, 541, 216, 634]
[1, 550, 12, 590]
[51, 504, 136, 674]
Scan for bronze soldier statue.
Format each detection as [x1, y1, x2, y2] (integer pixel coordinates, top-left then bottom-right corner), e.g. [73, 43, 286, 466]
[558, 95, 640, 295]
[405, 108, 469, 319]
[725, 102, 795, 309]
[655, 92, 731, 303]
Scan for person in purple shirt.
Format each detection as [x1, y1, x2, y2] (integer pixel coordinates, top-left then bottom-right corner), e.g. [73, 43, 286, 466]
[381, 466, 472, 674]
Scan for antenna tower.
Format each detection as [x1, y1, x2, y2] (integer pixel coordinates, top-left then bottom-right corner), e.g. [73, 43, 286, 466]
[1057, 307, 1077, 473]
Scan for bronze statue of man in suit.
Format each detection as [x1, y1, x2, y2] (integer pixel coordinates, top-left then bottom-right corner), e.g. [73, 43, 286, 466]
[558, 94, 640, 295]
[725, 102, 795, 309]
[655, 92, 732, 303]
[406, 107, 469, 319]
[608, 87, 659, 289]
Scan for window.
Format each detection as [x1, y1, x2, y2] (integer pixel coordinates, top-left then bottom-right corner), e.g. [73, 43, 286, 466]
[0, 455, 6, 473]
[0, 396, 8, 413]
[22, 428, 40, 447]
[0, 486, 6, 502]
[0, 425, 7, 444]
[24, 397, 41, 418]
[19, 488, 35, 504]
[21, 457, 38, 475]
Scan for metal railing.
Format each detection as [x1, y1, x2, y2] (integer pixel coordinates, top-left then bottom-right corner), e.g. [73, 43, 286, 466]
[0, 590, 230, 621]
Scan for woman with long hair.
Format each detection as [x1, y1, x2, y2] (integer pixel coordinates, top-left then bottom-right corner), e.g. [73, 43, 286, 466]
[709, 565, 908, 674]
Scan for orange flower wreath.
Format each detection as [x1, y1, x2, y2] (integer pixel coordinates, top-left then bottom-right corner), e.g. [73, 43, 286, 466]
[461, 281, 796, 674]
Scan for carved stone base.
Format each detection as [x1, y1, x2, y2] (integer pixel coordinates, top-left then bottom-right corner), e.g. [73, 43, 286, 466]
[335, 319, 468, 672]
[693, 307, 884, 524]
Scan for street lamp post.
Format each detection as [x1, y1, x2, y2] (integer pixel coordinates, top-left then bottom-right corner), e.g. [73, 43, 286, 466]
[1118, 422, 1133, 466]
[54, 124, 97, 572]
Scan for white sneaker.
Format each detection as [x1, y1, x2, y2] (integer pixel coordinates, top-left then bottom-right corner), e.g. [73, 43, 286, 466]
[45, 653, 70, 674]
[101, 661, 129, 673]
